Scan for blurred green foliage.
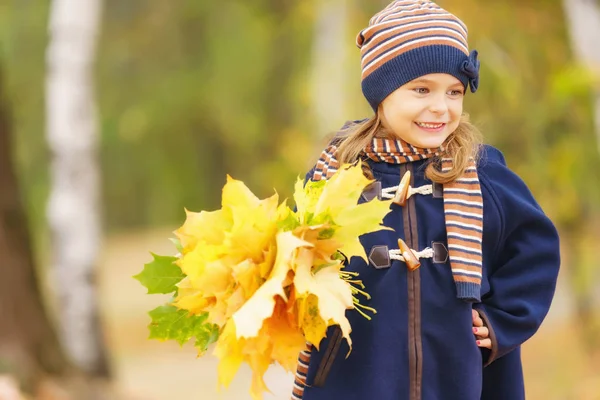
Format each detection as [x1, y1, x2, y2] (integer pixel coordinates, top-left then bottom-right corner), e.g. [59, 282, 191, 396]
[1, 0, 599, 238]
[2, 2, 600, 395]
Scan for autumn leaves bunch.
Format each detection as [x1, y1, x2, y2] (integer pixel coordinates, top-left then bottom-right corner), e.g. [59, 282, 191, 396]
[134, 163, 391, 399]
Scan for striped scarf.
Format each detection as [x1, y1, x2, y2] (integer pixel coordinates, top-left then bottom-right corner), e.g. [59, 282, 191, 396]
[312, 137, 483, 302]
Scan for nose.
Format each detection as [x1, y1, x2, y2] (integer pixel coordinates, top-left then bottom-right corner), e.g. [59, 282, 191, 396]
[428, 93, 449, 115]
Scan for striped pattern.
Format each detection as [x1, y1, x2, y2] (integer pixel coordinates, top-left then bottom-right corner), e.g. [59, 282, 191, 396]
[440, 158, 483, 285]
[356, 0, 470, 81]
[312, 137, 483, 300]
[312, 147, 340, 181]
[291, 343, 312, 400]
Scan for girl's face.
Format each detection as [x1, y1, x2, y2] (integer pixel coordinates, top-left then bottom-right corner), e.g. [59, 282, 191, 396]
[378, 73, 465, 149]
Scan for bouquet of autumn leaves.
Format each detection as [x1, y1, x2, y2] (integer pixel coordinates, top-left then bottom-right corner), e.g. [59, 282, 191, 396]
[134, 162, 391, 399]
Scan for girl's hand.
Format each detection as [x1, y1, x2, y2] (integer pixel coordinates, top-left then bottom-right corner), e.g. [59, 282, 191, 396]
[472, 309, 492, 349]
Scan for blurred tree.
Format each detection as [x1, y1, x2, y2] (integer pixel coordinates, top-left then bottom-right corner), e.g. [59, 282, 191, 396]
[561, 0, 600, 350]
[562, 0, 600, 154]
[4, 3, 600, 348]
[0, 60, 68, 393]
[46, 0, 110, 377]
[447, 0, 600, 352]
[310, 0, 349, 138]
[263, 0, 296, 150]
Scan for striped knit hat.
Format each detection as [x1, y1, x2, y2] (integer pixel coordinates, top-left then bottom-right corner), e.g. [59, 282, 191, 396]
[358, 0, 480, 111]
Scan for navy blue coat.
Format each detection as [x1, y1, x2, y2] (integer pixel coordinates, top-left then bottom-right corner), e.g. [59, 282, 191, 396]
[300, 145, 560, 400]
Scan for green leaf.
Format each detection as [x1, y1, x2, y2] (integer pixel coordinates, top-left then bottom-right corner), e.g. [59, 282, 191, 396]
[133, 253, 184, 294]
[195, 323, 220, 355]
[148, 305, 218, 347]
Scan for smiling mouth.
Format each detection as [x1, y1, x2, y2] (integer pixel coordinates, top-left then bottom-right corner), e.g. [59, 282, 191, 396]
[415, 122, 446, 129]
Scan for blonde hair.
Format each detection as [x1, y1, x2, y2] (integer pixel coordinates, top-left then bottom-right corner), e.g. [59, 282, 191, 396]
[334, 113, 483, 184]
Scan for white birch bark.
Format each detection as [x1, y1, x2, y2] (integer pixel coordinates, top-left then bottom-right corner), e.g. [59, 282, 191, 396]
[45, 0, 108, 374]
[562, 0, 600, 154]
[310, 0, 349, 137]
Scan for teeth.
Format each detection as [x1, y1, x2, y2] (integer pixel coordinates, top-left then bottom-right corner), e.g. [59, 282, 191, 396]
[416, 122, 444, 129]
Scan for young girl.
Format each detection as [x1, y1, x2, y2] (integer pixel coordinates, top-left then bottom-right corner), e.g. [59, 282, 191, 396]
[292, 1, 560, 399]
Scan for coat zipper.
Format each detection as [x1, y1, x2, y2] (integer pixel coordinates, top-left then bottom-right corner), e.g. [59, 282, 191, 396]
[401, 163, 423, 400]
[313, 164, 423, 396]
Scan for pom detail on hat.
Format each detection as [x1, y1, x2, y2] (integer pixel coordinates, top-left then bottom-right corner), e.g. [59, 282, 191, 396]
[461, 50, 480, 93]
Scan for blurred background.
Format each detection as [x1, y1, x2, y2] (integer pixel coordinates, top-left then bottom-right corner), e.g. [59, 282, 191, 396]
[1, 0, 599, 399]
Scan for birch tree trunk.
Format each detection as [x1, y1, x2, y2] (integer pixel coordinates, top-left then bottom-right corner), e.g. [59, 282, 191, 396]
[562, 0, 600, 155]
[310, 0, 349, 138]
[0, 60, 69, 393]
[46, 0, 109, 377]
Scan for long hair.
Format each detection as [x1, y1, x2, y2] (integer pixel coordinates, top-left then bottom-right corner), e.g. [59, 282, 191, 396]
[334, 113, 483, 184]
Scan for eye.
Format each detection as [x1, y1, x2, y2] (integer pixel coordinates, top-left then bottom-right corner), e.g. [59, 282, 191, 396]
[448, 89, 464, 96]
[413, 87, 429, 94]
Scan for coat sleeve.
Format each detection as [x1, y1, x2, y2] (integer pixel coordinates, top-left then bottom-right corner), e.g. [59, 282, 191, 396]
[475, 148, 561, 366]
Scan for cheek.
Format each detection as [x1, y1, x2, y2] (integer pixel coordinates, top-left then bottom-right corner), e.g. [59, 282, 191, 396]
[450, 99, 464, 118]
[448, 101, 463, 131]
[448, 120, 461, 134]
[381, 92, 416, 123]
[383, 105, 411, 128]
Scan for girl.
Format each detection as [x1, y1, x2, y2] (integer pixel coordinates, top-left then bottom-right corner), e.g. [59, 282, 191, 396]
[292, 1, 560, 400]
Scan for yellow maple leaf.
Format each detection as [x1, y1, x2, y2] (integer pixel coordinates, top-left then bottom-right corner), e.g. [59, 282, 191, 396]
[157, 164, 393, 400]
[215, 296, 306, 400]
[173, 176, 283, 330]
[258, 243, 277, 279]
[244, 297, 305, 399]
[174, 209, 231, 254]
[172, 277, 212, 314]
[333, 197, 393, 261]
[296, 294, 327, 349]
[232, 258, 263, 299]
[225, 286, 247, 321]
[222, 177, 280, 261]
[232, 231, 311, 339]
[293, 247, 354, 349]
[175, 242, 226, 282]
[222, 175, 262, 210]
[247, 350, 271, 400]
[294, 225, 341, 262]
[265, 297, 306, 372]
[313, 161, 371, 219]
[188, 258, 231, 294]
[292, 177, 319, 224]
[214, 321, 244, 388]
[294, 161, 391, 262]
